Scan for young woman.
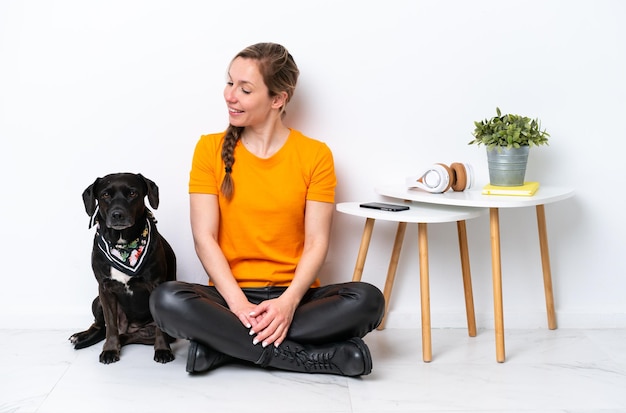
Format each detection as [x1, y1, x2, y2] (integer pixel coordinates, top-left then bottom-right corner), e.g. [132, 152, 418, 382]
[150, 42, 384, 377]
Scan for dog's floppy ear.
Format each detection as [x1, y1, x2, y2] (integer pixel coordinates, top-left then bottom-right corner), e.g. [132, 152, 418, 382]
[139, 174, 159, 209]
[82, 178, 101, 217]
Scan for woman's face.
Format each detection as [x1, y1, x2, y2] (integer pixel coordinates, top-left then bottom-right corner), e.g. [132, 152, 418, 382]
[224, 57, 276, 128]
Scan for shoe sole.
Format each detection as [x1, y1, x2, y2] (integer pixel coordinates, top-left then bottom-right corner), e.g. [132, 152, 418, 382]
[186, 340, 198, 373]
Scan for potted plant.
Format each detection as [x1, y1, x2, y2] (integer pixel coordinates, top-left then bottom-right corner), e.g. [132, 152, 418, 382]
[468, 107, 550, 186]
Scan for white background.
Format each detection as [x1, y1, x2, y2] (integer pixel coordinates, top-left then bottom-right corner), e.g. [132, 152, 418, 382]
[1, 0, 624, 330]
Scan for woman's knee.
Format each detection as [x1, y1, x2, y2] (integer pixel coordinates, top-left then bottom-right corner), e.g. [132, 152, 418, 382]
[332, 281, 385, 325]
[355, 281, 385, 319]
[345, 281, 383, 304]
[149, 281, 193, 321]
[337, 281, 385, 335]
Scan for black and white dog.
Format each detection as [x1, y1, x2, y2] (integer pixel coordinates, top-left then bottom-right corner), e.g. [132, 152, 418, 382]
[69, 173, 176, 364]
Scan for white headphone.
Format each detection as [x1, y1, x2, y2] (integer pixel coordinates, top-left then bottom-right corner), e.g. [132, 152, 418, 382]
[406, 162, 474, 193]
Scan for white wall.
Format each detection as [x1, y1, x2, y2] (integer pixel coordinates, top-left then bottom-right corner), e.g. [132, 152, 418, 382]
[1, 0, 624, 330]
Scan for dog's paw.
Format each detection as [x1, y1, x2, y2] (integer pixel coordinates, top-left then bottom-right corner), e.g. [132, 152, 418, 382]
[69, 327, 106, 349]
[154, 349, 175, 364]
[99, 350, 121, 364]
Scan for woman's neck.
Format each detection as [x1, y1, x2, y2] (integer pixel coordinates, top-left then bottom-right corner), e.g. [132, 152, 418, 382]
[241, 122, 290, 159]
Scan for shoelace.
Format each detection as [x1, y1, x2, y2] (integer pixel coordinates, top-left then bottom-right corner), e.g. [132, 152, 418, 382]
[273, 345, 335, 372]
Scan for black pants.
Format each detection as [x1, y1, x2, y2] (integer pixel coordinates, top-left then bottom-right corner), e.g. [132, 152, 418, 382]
[149, 281, 385, 363]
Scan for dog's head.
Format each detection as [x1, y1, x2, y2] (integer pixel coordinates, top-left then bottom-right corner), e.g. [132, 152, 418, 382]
[83, 173, 159, 230]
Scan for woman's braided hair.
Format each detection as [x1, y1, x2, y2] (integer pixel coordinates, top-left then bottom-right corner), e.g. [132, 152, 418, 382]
[220, 43, 299, 200]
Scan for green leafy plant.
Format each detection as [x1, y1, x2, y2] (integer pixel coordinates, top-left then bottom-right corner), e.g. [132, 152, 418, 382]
[468, 107, 550, 151]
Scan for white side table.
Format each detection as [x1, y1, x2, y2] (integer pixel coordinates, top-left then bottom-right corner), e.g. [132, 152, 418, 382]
[336, 202, 485, 362]
[375, 185, 575, 362]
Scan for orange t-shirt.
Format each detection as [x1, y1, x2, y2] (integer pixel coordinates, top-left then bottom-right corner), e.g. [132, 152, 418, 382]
[189, 129, 336, 288]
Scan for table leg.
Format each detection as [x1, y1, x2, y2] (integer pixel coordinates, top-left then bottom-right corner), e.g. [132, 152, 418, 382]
[536, 204, 557, 330]
[418, 222, 432, 362]
[457, 220, 477, 337]
[352, 218, 375, 282]
[378, 222, 408, 330]
[489, 208, 506, 363]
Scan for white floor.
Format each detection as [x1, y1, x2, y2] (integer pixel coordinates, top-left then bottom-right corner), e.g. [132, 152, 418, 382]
[1, 328, 626, 413]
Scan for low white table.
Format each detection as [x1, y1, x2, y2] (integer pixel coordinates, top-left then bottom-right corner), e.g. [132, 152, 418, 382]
[336, 202, 485, 362]
[375, 185, 575, 362]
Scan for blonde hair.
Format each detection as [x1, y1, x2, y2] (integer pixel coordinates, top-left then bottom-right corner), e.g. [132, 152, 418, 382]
[220, 43, 300, 200]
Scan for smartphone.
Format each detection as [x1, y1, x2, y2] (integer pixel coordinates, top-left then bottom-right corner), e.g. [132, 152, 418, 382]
[359, 202, 410, 212]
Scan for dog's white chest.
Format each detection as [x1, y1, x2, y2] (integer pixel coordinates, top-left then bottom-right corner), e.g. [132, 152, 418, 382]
[110, 267, 133, 295]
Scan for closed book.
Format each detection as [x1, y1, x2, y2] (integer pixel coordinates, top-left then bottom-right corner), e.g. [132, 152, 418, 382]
[482, 181, 540, 196]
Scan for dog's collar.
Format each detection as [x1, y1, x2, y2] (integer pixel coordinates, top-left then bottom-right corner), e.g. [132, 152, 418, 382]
[95, 213, 154, 275]
[88, 206, 99, 229]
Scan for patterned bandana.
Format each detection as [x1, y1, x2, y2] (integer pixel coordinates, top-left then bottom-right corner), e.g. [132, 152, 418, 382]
[95, 217, 153, 275]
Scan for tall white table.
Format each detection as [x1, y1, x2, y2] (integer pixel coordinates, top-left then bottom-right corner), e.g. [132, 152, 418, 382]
[375, 185, 575, 362]
[336, 202, 484, 362]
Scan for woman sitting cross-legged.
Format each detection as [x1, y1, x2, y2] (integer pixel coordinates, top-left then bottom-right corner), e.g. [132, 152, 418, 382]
[149, 42, 385, 377]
